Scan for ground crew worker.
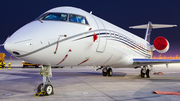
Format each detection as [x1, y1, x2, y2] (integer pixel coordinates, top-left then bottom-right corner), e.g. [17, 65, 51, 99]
[0, 62, 2, 69]
[3, 62, 5, 69]
[8, 62, 11, 69]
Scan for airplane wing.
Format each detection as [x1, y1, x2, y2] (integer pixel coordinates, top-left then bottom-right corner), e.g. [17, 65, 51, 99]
[133, 59, 180, 67]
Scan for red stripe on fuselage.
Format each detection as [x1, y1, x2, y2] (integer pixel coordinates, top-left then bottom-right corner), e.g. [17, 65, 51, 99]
[57, 54, 68, 65]
[54, 37, 60, 54]
[78, 59, 89, 66]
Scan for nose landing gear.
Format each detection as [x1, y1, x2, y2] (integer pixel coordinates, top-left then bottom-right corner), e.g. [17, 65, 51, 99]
[34, 65, 54, 97]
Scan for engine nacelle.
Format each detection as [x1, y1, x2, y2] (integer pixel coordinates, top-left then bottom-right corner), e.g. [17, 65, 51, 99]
[153, 36, 169, 53]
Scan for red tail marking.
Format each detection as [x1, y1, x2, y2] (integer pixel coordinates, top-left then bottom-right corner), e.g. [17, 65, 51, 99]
[57, 54, 68, 65]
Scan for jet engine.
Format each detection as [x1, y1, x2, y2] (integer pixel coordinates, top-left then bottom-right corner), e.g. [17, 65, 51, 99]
[153, 36, 169, 53]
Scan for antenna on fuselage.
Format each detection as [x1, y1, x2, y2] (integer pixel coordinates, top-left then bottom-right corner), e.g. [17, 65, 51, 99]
[90, 11, 92, 14]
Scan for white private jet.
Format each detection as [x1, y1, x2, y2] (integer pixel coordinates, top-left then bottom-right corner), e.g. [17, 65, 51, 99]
[4, 6, 179, 95]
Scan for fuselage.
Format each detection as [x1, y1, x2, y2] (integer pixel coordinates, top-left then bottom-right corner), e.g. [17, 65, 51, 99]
[4, 6, 152, 68]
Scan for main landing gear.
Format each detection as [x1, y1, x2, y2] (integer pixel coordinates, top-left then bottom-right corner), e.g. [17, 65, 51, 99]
[34, 65, 54, 97]
[94, 66, 113, 76]
[141, 66, 150, 78]
[102, 66, 113, 76]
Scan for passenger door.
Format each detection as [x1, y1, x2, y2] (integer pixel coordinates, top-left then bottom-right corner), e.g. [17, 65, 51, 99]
[92, 16, 107, 53]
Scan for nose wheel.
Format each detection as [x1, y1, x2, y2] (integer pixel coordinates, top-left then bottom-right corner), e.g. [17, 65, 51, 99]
[37, 83, 54, 96]
[44, 84, 54, 95]
[37, 83, 43, 92]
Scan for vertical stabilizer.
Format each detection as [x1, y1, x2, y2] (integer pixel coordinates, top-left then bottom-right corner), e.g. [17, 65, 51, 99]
[145, 22, 153, 43]
[129, 22, 177, 43]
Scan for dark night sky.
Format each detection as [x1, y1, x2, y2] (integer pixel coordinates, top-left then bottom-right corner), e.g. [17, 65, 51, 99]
[0, 0, 180, 57]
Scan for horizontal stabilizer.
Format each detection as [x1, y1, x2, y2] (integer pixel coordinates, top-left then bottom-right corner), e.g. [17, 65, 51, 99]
[129, 24, 177, 29]
[129, 22, 177, 43]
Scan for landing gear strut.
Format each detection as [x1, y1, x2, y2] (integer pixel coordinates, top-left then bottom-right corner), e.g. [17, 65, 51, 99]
[102, 67, 113, 76]
[141, 66, 150, 78]
[35, 65, 54, 96]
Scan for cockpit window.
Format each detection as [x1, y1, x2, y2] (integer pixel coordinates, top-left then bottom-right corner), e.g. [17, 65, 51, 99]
[69, 14, 88, 25]
[35, 13, 47, 21]
[42, 13, 68, 21]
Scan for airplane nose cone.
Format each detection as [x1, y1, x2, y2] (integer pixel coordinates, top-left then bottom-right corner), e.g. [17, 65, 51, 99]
[4, 40, 12, 54]
[4, 27, 34, 56]
[4, 38, 33, 56]
[4, 21, 48, 56]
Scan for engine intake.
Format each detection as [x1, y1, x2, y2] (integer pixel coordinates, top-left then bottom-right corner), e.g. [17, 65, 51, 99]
[153, 36, 169, 53]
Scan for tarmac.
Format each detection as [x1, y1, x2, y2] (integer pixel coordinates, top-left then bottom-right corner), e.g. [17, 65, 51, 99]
[1, 60, 180, 101]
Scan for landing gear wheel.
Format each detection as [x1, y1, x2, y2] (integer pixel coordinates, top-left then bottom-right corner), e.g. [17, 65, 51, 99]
[107, 68, 113, 76]
[44, 84, 53, 95]
[102, 67, 107, 76]
[141, 69, 145, 78]
[37, 83, 43, 92]
[146, 69, 150, 78]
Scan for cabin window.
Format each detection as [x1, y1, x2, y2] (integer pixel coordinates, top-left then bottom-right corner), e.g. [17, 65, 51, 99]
[69, 14, 88, 25]
[42, 13, 68, 21]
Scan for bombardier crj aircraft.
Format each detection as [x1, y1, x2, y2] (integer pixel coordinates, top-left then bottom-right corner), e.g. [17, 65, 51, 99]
[3, 6, 179, 95]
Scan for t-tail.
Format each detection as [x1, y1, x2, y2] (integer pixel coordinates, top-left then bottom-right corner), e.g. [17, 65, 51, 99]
[129, 21, 177, 43]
